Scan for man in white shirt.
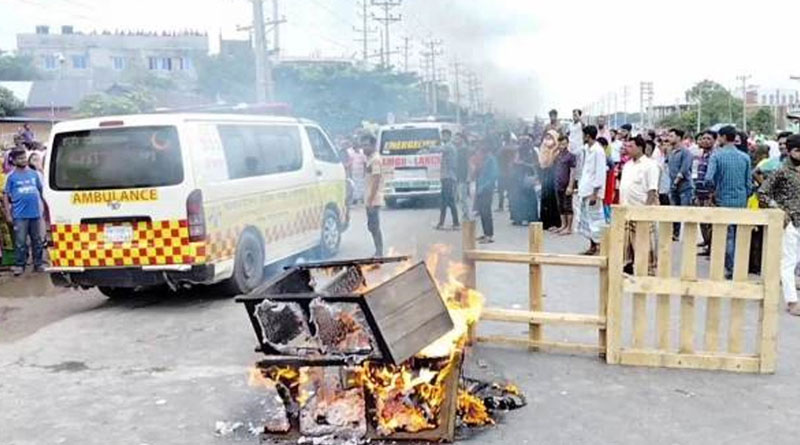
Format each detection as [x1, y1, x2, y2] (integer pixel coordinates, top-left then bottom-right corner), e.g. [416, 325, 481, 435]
[577, 125, 607, 255]
[620, 136, 660, 272]
[568, 109, 585, 231]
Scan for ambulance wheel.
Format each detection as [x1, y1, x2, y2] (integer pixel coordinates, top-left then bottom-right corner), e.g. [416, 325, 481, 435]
[98, 286, 136, 300]
[319, 208, 341, 259]
[224, 230, 265, 295]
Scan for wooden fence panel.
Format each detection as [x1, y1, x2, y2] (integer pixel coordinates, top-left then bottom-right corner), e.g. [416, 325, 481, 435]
[607, 206, 784, 374]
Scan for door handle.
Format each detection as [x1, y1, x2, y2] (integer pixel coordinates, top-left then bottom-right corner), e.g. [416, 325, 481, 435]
[316, 170, 323, 177]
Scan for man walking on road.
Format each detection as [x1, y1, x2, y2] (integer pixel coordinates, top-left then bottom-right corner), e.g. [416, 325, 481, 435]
[758, 134, 800, 316]
[454, 133, 473, 223]
[435, 129, 460, 230]
[361, 134, 384, 257]
[667, 128, 694, 240]
[3, 150, 45, 276]
[577, 125, 607, 256]
[705, 126, 751, 278]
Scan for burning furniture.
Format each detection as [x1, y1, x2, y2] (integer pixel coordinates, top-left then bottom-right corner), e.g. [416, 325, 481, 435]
[236, 256, 464, 442]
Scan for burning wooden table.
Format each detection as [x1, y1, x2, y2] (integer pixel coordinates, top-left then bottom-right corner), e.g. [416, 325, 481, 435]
[236, 256, 522, 443]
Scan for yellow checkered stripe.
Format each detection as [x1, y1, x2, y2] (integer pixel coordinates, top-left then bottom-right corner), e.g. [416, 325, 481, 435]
[206, 206, 325, 262]
[50, 220, 207, 268]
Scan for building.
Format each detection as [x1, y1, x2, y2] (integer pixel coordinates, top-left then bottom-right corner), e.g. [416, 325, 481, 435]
[651, 103, 693, 122]
[16, 25, 209, 89]
[0, 79, 94, 120]
[749, 87, 800, 107]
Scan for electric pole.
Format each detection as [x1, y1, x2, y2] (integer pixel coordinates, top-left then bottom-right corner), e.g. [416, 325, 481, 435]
[421, 39, 443, 115]
[251, 0, 273, 102]
[371, 0, 402, 69]
[623, 85, 629, 124]
[354, 1, 377, 64]
[639, 81, 654, 129]
[401, 36, 411, 72]
[272, 0, 280, 57]
[453, 59, 462, 124]
[737, 74, 752, 132]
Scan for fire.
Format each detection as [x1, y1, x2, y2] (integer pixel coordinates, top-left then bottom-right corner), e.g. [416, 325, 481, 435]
[360, 358, 454, 435]
[457, 389, 495, 427]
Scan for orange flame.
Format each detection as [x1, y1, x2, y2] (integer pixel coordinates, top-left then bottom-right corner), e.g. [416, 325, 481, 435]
[457, 389, 495, 427]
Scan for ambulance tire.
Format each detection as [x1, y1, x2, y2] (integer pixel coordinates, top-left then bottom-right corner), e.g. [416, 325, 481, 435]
[318, 208, 341, 259]
[224, 230, 265, 296]
[98, 286, 136, 300]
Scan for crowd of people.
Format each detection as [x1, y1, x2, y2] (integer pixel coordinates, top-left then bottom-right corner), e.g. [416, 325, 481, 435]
[1, 124, 48, 276]
[341, 109, 800, 318]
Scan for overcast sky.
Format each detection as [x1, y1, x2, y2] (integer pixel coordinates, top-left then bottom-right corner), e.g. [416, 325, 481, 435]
[3, 0, 800, 118]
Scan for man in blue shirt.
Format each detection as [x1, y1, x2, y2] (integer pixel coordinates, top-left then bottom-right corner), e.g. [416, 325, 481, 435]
[667, 128, 695, 240]
[3, 150, 45, 275]
[705, 126, 752, 278]
[475, 142, 499, 244]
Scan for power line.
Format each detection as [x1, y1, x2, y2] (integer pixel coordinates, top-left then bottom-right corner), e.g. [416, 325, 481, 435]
[353, 0, 378, 64]
[420, 38, 443, 114]
[371, 0, 402, 69]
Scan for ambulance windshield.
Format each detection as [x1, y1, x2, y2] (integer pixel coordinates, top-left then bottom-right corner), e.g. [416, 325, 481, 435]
[50, 126, 184, 191]
[379, 128, 441, 155]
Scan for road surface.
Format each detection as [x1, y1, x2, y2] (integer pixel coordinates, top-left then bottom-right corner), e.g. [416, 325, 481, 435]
[1, 203, 799, 444]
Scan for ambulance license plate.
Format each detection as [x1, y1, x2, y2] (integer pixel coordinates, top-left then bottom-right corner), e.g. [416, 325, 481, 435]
[104, 225, 133, 243]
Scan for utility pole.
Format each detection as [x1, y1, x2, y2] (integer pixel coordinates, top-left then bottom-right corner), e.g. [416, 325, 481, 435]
[401, 36, 411, 72]
[272, 0, 280, 57]
[737, 74, 752, 132]
[371, 0, 402, 69]
[251, 0, 273, 102]
[421, 39, 443, 115]
[354, 1, 377, 64]
[453, 59, 462, 124]
[639, 81, 654, 129]
[622, 85, 629, 124]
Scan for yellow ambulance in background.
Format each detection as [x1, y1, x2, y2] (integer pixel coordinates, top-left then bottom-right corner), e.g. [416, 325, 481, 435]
[44, 113, 348, 298]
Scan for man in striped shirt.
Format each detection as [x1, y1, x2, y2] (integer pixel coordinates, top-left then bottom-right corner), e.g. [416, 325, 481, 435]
[694, 130, 717, 256]
[705, 126, 752, 278]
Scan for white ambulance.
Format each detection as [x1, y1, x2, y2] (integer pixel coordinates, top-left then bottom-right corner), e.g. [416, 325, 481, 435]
[44, 113, 348, 298]
[376, 122, 461, 207]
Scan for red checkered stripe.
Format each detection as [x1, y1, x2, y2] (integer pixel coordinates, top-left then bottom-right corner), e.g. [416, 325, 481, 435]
[50, 220, 207, 268]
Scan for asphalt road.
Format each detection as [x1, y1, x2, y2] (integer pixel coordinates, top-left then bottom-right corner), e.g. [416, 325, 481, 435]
[1, 202, 799, 445]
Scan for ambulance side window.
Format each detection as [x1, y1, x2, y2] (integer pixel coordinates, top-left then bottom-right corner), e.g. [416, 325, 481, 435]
[305, 126, 340, 164]
[217, 124, 303, 179]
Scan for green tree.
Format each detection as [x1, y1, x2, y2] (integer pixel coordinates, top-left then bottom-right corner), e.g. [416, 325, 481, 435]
[0, 54, 43, 80]
[0, 86, 23, 117]
[749, 107, 775, 136]
[195, 52, 255, 103]
[659, 80, 743, 131]
[75, 90, 155, 117]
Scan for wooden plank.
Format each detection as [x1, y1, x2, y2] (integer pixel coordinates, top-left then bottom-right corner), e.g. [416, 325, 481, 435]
[529, 223, 544, 350]
[622, 277, 764, 300]
[463, 250, 607, 268]
[728, 225, 753, 354]
[679, 223, 699, 354]
[462, 221, 477, 344]
[757, 213, 783, 373]
[476, 335, 602, 354]
[461, 221, 477, 289]
[598, 229, 610, 358]
[656, 221, 672, 351]
[704, 223, 728, 352]
[618, 349, 760, 373]
[620, 205, 773, 225]
[481, 307, 606, 326]
[605, 207, 628, 364]
[632, 221, 650, 348]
